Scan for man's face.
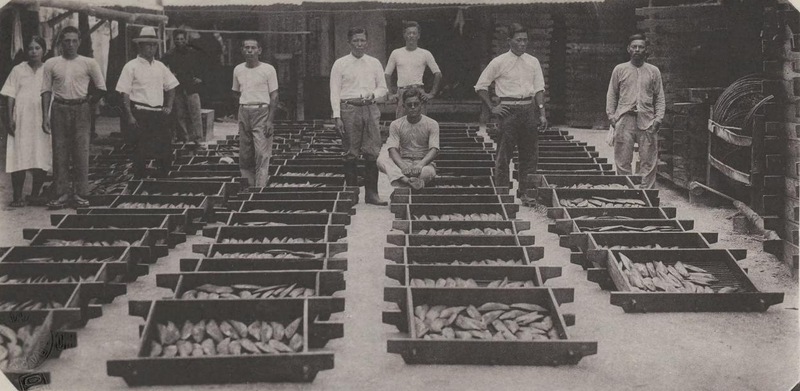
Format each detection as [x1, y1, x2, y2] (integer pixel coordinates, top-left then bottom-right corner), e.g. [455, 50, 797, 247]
[242, 40, 261, 60]
[509, 31, 528, 55]
[139, 42, 158, 59]
[175, 34, 187, 48]
[60, 32, 80, 57]
[403, 27, 419, 45]
[628, 39, 647, 61]
[404, 96, 422, 118]
[349, 33, 368, 56]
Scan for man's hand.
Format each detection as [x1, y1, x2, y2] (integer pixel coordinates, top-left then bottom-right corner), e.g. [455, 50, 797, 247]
[192, 77, 202, 84]
[387, 94, 399, 104]
[651, 120, 662, 133]
[265, 120, 274, 137]
[8, 119, 15, 137]
[162, 107, 172, 116]
[539, 114, 548, 132]
[335, 118, 344, 138]
[42, 117, 51, 134]
[421, 92, 435, 102]
[491, 104, 510, 118]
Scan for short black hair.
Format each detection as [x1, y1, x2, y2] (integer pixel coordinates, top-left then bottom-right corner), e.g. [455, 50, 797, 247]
[403, 21, 420, 33]
[508, 23, 527, 39]
[60, 26, 80, 40]
[174, 29, 187, 39]
[628, 34, 647, 45]
[402, 87, 422, 102]
[347, 27, 367, 41]
[241, 36, 261, 48]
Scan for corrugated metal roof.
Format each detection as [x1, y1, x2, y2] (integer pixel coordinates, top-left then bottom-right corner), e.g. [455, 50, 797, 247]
[164, 0, 600, 7]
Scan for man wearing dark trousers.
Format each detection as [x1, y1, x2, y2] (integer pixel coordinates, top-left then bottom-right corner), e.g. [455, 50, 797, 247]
[164, 29, 204, 145]
[475, 23, 548, 202]
[330, 27, 389, 205]
[116, 26, 179, 179]
[42, 25, 106, 209]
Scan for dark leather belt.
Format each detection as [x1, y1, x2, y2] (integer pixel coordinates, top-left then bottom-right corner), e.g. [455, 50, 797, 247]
[240, 103, 269, 108]
[341, 99, 375, 107]
[53, 97, 90, 105]
[500, 97, 532, 102]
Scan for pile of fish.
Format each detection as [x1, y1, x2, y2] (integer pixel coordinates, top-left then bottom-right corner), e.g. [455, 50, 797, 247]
[149, 318, 304, 357]
[436, 184, 477, 188]
[43, 239, 142, 247]
[219, 237, 323, 244]
[617, 254, 741, 293]
[88, 163, 134, 195]
[0, 274, 96, 284]
[414, 213, 505, 221]
[412, 259, 524, 266]
[280, 172, 342, 177]
[409, 277, 536, 288]
[235, 222, 289, 227]
[580, 225, 681, 233]
[267, 182, 322, 188]
[139, 191, 204, 196]
[116, 202, 197, 209]
[413, 302, 559, 341]
[596, 244, 681, 250]
[416, 228, 514, 235]
[549, 183, 628, 190]
[0, 324, 44, 370]
[0, 299, 64, 311]
[247, 209, 329, 214]
[180, 283, 315, 300]
[210, 250, 324, 259]
[18, 256, 120, 263]
[559, 197, 646, 208]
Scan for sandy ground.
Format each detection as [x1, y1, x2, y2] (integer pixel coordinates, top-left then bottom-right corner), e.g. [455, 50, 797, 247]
[0, 119, 797, 391]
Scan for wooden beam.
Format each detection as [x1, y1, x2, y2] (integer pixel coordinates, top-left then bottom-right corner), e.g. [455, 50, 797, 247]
[46, 10, 75, 27]
[11, 0, 168, 24]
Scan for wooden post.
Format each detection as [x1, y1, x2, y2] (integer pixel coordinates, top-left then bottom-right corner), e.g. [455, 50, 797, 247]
[297, 33, 306, 121]
[750, 112, 766, 214]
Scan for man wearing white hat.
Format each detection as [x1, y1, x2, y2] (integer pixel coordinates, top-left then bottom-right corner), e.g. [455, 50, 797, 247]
[116, 26, 179, 178]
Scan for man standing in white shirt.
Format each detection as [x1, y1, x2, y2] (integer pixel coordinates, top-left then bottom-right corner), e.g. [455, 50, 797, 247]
[330, 27, 389, 205]
[384, 21, 442, 118]
[116, 26, 179, 179]
[232, 37, 279, 188]
[475, 23, 548, 202]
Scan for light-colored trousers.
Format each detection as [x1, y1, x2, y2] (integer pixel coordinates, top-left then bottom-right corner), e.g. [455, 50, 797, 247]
[174, 90, 203, 142]
[238, 105, 273, 187]
[614, 113, 658, 189]
[377, 150, 436, 187]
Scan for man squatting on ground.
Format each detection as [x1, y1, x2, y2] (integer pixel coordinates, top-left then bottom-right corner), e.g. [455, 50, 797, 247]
[116, 27, 179, 180]
[164, 29, 204, 145]
[232, 37, 279, 188]
[41, 25, 106, 209]
[475, 23, 547, 200]
[384, 21, 442, 118]
[606, 33, 665, 190]
[377, 88, 440, 189]
[330, 27, 388, 205]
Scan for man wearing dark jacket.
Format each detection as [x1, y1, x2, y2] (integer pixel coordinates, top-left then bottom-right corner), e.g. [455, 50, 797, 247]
[164, 29, 203, 145]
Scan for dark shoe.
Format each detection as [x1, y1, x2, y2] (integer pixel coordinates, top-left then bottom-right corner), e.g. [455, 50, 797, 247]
[364, 161, 387, 206]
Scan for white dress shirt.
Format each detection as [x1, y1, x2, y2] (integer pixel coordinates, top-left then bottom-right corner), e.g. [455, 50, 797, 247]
[115, 56, 179, 107]
[474, 51, 545, 99]
[329, 53, 388, 118]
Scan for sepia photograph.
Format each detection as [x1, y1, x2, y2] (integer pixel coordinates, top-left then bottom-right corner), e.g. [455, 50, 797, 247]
[0, 0, 797, 389]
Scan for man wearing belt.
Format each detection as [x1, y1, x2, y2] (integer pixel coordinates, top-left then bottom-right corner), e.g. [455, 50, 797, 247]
[330, 27, 389, 205]
[606, 34, 665, 189]
[116, 26, 180, 179]
[164, 29, 204, 145]
[378, 88, 439, 190]
[41, 25, 106, 209]
[475, 23, 547, 201]
[384, 21, 442, 118]
[232, 37, 279, 188]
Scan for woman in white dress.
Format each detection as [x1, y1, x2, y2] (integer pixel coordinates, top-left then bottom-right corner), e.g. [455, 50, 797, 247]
[1, 36, 51, 207]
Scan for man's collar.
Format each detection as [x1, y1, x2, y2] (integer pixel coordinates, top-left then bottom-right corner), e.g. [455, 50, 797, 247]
[137, 55, 155, 64]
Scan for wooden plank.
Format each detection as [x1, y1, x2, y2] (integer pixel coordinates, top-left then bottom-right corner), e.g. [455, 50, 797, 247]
[707, 119, 750, 146]
[709, 154, 751, 185]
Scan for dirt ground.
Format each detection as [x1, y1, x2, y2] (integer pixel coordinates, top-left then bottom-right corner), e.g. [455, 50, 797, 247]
[0, 119, 797, 391]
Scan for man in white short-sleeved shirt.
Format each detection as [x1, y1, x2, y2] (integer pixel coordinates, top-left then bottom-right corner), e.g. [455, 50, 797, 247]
[385, 21, 442, 118]
[232, 37, 279, 187]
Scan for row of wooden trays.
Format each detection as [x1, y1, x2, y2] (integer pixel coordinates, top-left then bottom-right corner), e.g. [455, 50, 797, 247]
[106, 179, 355, 386]
[530, 148, 784, 312]
[382, 128, 596, 366]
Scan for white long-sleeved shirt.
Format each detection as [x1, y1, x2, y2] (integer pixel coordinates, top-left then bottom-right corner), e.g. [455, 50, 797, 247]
[329, 53, 388, 118]
[474, 51, 545, 99]
[606, 61, 665, 130]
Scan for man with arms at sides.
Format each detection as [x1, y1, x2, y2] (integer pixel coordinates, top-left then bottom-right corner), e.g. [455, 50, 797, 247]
[384, 21, 442, 118]
[164, 28, 204, 146]
[232, 36, 279, 188]
[474, 23, 548, 203]
[377, 88, 439, 190]
[116, 26, 179, 179]
[42, 25, 106, 209]
[330, 27, 389, 205]
[606, 33, 665, 189]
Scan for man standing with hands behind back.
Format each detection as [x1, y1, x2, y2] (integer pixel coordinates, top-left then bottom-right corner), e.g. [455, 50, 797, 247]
[384, 21, 442, 118]
[330, 27, 389, 205]
[475, 23, 547, 202]
[606, 33, 665, 189]
[232, 36, 279, 188]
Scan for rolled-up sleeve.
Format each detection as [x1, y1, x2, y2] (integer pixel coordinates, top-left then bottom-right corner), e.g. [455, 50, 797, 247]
[115, 63, 133, 94]
[371, 58, 388, 101]
[474, 59, 497, 92]
[428, 121, 440, 150]
[330, 60, 342, 118]
[531, 57, 545, 95]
